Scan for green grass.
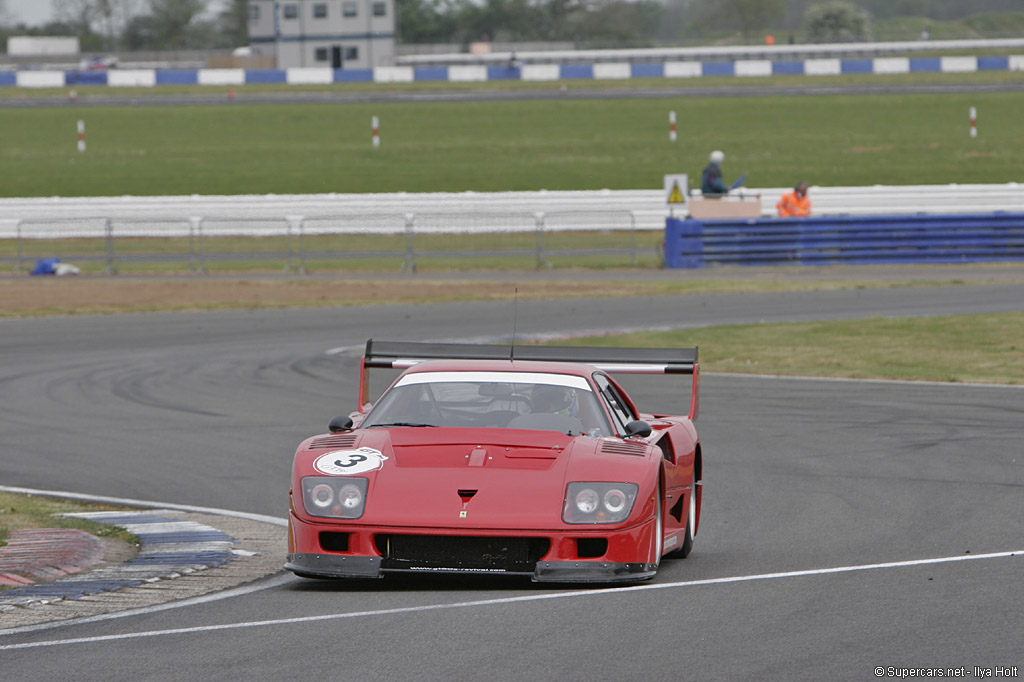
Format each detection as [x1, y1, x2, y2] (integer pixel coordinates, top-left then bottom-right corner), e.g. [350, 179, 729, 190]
[0, 491, 137, 552]
[552, 312, 1024, 385]
[2, 229, 662, 274]
[2, 89, 1022, 197]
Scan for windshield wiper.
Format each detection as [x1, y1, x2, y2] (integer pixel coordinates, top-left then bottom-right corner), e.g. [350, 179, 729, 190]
[367, 422, 438, 428]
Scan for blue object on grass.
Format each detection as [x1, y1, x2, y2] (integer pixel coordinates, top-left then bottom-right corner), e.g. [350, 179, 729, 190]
[31, 258, 61, 275]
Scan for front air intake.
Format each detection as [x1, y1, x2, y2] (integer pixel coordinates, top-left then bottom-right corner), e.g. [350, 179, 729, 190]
[375, 535, 549, 573]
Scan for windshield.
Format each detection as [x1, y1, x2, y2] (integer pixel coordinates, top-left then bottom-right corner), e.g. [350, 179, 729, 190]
[362, 371, 611, 436]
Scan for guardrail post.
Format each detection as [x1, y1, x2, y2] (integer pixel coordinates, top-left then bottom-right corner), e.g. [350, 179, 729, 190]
[284, 216, 307, 274]
[535, 212, 552, 270]
[298, 217, 307, 275]
[102, 218, 118, 275]
[189, 217, 206, 274]
[402, 213, 417, 273]
[15, 219, 24, 274]
[629, 211, 638, 266]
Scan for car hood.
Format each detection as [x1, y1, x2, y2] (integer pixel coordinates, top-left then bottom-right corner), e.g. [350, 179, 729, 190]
[294, 427, 650, 530]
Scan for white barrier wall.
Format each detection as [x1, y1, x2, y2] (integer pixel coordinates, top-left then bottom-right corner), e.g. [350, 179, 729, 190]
[107, 69, 157, 87]
[16, 71, 65, 88]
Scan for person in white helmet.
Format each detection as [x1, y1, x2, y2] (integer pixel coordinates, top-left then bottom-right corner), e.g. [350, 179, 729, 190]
[701, 150, 729, 196]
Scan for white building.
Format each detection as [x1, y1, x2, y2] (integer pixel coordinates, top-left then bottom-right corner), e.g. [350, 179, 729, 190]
[247, 0, 395, 69]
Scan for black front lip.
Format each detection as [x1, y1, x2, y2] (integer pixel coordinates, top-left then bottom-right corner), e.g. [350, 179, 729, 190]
[286, 554, 657, 584]
[285, 553, 383, 579]
[533, 560, 657, 583]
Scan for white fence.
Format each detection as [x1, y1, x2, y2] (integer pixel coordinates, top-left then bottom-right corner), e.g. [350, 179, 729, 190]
[2, 184, 1022, 241]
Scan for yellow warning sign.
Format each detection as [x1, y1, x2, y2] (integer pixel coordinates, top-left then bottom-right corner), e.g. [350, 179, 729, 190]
[668, 181, 685, 204]
[663, 173, 689, 208]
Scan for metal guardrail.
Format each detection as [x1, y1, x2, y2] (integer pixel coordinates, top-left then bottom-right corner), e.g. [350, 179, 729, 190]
[3, 211, 648, 274]
[3, 184, 1022, 236]
[664, 213, 1024, 268]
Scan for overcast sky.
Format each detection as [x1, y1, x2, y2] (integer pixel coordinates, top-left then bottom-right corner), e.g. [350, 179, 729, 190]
[6, 1, 226, 27]
[7, 0, 55, 26]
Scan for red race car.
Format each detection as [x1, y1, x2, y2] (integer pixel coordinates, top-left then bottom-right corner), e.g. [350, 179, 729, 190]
[286, 340, 703, 583]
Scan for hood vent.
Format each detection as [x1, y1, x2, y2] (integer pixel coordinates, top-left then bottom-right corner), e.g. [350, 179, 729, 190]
[310, 434, 358, 450]
[458, 489, 477, 503]
[600, 440, 648, 457]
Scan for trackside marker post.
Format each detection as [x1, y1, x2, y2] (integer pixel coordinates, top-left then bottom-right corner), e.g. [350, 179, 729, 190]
[669, 111, 677, 142]
[969, 107, 977, 138]
[372, 116, 380, 148]
[77, 120, 85, 152]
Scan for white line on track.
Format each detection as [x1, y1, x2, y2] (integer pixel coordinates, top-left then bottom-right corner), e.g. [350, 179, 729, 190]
[2, 549, 1019, 652]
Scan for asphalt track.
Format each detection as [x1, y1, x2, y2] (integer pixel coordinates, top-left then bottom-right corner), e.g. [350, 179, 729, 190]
[1, 283, 1023, 680]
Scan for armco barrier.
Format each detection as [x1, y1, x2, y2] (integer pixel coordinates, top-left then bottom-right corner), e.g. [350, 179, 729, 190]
[5, 210, 649, 274]
[664, 213, 1024, 268]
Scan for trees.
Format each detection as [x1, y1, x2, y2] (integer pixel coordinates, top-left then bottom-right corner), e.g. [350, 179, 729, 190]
[147, 0, 205, 48]
[803, 1, 871, 42]
[218, 0, 249, 48]
[724, 0, 785, 40]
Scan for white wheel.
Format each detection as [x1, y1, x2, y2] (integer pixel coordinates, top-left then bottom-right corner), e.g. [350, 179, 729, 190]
[679, 469, 697, 558]
[652, 483, 663, 567]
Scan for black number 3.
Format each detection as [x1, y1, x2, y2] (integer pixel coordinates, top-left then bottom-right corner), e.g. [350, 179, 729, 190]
[335, 454, 368, 468]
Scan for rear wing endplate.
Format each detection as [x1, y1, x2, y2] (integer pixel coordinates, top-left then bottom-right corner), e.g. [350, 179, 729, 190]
[358, 339, 700, 420]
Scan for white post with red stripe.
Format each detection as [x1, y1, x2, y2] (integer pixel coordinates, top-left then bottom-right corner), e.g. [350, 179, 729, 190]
[77, 120, 85, 152]
[372, 116, 380, 148]
[669, 111, 677, 142]
[969, 107, 977, 138]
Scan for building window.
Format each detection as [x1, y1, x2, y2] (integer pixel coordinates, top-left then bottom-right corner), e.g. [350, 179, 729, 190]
[313, 3, 328, 18]
[248, 4, 260, 21]
[342, 1, 358, 17]
[282, 3, 298, 19]
[372, 1, 386, 17]
[344, 46, 359, 61]
[315, 47, 329, 62]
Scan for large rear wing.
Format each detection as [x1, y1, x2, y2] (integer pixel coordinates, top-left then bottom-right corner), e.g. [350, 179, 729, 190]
[358, 339, 700, 420]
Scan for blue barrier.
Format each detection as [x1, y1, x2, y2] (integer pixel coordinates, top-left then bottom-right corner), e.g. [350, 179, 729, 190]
[664, 213, 1024, 268]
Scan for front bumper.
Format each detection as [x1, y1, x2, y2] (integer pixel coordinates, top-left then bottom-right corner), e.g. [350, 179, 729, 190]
[285, 552, 656, 583]
[287, 511, 659, 584]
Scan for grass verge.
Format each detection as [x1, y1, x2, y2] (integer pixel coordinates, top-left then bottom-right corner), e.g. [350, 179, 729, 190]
[553, 312, 1024, 385]
[2, 273, 1012, 318]
[0, 491, 137, 567]
[2, 89, 1023, 196]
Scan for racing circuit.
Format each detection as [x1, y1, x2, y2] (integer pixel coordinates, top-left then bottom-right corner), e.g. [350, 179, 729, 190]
[1, 280, 1022, 680]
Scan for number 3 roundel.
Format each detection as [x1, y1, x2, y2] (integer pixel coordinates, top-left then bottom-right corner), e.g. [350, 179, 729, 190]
[314, 447, 388, 476]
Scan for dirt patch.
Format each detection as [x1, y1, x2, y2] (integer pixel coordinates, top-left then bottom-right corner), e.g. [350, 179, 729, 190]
[100, 535, 139, 567]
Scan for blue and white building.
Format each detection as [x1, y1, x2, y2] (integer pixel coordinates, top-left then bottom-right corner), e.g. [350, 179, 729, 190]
[247, 0, 395, 69]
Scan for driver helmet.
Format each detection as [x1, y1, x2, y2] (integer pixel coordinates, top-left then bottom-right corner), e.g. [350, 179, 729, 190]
[532, 385, 579, 416]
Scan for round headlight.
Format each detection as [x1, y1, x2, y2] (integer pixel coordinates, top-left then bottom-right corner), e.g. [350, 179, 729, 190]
[575, 488, 599, 514]
[338, 483, 363, 510]
[603, 488, 628, 514]
[310, 483, 334, 509]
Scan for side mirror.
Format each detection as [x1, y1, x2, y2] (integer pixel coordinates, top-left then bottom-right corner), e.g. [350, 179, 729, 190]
[623, 420, 652, 438]
[328, 416, 354, 433]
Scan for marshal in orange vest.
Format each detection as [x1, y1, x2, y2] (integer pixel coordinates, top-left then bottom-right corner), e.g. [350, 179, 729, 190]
[777, 182, 811, 217]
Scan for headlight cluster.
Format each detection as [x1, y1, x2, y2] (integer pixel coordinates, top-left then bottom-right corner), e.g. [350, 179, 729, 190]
[562, 482, 638, 524]
[301, 477, 368, 519]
